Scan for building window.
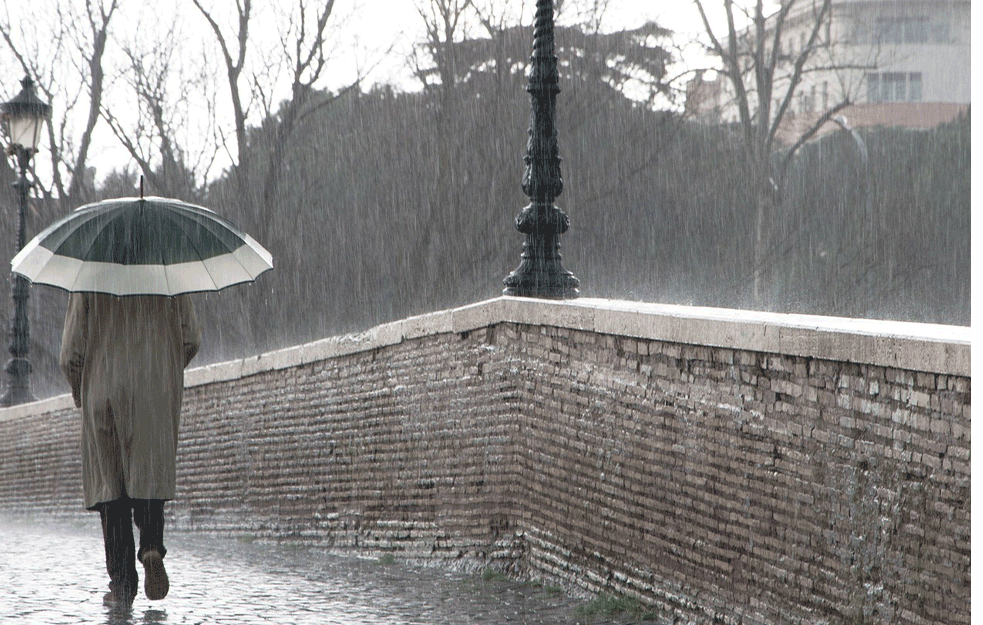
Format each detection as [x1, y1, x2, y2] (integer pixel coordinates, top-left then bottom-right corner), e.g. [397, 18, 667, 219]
[876, 17, 929, 44]
[867, 72, 923, 103]
[885, 73, 906, 101]
[853, 15, 947, 45]
[929, 20, 951, 44]
[867, 74, 879, 101]
[908, 72, 922, 101]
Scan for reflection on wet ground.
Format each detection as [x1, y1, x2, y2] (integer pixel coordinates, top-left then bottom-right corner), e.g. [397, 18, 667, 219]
[1, 515, 653, 624]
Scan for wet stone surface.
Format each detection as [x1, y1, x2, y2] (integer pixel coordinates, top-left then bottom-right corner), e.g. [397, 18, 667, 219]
[0, 515, 655, 624]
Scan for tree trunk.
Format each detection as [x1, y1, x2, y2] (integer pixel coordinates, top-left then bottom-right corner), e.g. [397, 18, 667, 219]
[751, 171, 776, 306]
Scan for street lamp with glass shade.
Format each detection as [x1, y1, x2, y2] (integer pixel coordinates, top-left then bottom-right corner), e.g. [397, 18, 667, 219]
[2, 76, 49, 155]
[1, 76, 51, 406]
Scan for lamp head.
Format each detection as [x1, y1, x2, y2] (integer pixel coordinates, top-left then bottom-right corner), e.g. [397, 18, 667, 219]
[1, 76, 51, 154]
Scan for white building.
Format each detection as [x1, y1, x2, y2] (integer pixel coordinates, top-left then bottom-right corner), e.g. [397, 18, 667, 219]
[685, 0, 970, 138]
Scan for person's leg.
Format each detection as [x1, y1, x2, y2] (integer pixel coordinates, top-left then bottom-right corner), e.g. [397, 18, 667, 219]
[133, 499, 169, 600]
[98, 499, 139, 605]
[132, 499, 167, 560]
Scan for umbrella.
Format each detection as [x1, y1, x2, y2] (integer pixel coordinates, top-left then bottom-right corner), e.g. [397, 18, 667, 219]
[11, 196, 273, 296]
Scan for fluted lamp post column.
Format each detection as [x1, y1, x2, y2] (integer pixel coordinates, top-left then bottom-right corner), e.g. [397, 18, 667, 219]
[1, 76, 50, 406]
[503, 0, 579, 299]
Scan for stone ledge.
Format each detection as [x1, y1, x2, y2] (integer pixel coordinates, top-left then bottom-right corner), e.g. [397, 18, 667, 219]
[175, 296, 979, 388]
[0, 393, 75, 422]
[543, 298, 971, 376]
[4, 296, 970, 409]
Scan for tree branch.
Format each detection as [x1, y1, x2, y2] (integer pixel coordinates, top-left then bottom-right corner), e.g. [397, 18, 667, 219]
[777, 97, 851, 184]
[767, 0, 832, 150]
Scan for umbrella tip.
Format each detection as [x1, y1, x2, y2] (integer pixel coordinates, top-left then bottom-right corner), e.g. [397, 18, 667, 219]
[140, 175, 144, 199]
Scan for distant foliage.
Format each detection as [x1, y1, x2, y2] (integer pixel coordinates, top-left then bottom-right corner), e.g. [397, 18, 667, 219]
[781, 112, 971, 324]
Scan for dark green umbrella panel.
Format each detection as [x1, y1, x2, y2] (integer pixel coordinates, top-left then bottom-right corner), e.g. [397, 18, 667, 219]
[11, 197, 273, 296]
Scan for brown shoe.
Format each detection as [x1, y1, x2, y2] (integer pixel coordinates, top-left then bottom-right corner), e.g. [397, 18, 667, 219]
[141, 550, 169, 600]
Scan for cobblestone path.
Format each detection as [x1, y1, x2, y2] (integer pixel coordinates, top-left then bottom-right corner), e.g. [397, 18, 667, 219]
[1, 515, 654, 625]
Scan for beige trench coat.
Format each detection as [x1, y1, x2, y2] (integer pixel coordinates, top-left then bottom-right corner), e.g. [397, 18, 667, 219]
[60, 293, 201, 509]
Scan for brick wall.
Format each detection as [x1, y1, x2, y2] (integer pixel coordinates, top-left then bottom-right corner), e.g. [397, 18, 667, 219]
[0, 297, 970, 624]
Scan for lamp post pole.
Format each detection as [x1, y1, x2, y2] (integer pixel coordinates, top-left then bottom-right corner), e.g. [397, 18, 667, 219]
[2, 148, 35, 406]
[1, 76, 49, 407]
[503, 0, 579, 299]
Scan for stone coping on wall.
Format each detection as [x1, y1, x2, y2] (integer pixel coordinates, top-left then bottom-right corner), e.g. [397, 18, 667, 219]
[1, 296, 970, 422]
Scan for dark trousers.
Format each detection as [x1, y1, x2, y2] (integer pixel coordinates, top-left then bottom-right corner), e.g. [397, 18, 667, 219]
[97, 498, 166, 600]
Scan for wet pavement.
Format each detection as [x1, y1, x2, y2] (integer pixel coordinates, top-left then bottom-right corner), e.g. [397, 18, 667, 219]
[0, 514, 657, 625]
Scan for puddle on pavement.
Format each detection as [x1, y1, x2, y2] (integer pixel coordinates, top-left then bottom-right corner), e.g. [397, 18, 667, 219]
[1, 516, 655, 624]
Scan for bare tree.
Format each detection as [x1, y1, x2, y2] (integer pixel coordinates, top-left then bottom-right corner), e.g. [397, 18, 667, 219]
[189, 0, 376, 355]
[406, 0, 478, 301]
[191, 0, 364, 222]
[190, 0, 252, 187]
[693, 0, 846, 303]
[64, 0, 119, 203]
[100, 17, 223, 200]
[411, 0, 475, 96]
[1, 0, 119, 207]
[260, 0, 347, 214]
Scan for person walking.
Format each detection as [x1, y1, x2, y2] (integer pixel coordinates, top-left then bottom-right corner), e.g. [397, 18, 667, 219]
[60, 292, 201, 606]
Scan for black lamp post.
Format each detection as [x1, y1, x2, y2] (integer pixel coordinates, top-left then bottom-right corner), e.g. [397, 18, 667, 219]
[1, 76, 50, 406]
[503, 0, 579, 299]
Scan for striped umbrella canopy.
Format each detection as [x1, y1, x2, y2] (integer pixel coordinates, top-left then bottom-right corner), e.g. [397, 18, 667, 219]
[11, 196, 273, 296]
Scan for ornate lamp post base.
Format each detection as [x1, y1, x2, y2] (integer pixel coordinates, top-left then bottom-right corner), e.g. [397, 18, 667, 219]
[1, 357, 34, 406]
[2, 254, 35, 406]
[503, 203, 579, 298]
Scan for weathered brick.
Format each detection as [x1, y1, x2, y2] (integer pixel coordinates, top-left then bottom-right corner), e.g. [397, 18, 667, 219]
[0, 309, 970, 625]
